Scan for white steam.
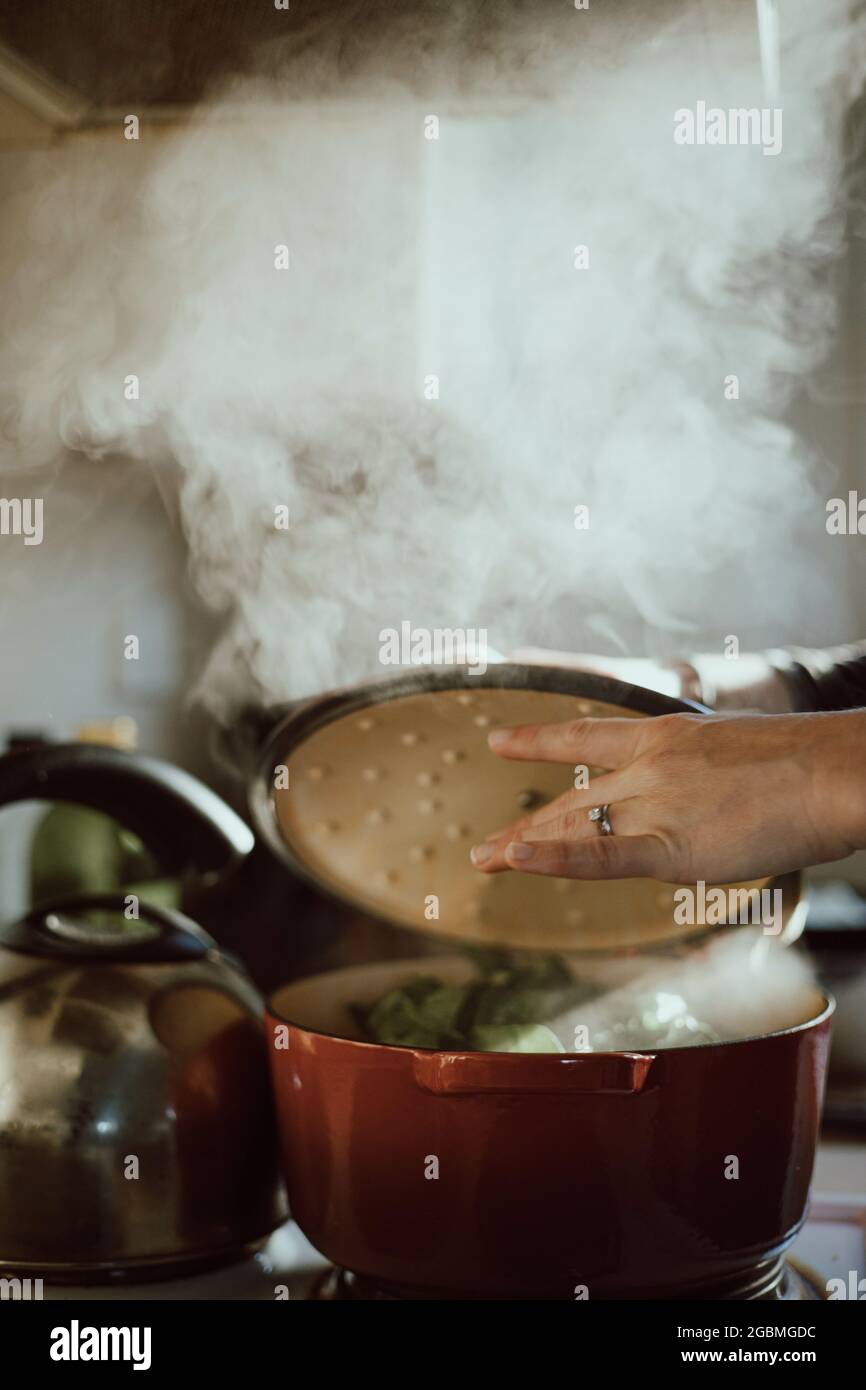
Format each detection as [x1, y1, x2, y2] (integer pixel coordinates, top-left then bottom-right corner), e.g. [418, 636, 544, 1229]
[1, 0, 864, 715]
[554, 928, 822, 1049]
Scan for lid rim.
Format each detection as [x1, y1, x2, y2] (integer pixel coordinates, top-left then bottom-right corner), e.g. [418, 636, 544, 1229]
[257, 663, 710, 763]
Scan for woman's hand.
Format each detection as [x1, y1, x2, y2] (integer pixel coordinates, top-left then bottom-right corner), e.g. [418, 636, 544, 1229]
[469, 710, 866, 884]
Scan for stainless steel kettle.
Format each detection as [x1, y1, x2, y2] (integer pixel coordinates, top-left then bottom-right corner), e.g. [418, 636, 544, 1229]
[0, 745, 287, 1278]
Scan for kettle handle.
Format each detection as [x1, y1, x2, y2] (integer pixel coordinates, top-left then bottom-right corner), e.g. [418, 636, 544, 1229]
[0, 894, 224, 963]
[0, 743, 254, 878]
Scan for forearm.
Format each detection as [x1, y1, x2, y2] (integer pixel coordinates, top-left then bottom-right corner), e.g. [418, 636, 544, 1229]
[812, 707, 866, 854]
[689, 654, 795, 713]
[511, 642, 866, 717]
[690, 643, 866, 715]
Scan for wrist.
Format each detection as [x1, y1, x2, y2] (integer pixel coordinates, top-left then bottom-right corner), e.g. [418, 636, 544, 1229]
[687, 654, 794, 713]
[810, 710, 866, 855]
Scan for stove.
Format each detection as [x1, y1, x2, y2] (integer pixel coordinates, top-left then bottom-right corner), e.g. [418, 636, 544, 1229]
[308, 1259, 825, 1301]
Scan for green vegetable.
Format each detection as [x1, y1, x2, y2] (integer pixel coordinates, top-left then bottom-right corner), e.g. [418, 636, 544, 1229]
[470, 1023, 565, 1054]
[359, 979, 468, 1049]
[353, 951, 594, 1053]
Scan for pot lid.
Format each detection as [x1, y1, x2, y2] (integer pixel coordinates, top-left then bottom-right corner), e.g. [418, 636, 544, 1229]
[256, 665, 792, 953]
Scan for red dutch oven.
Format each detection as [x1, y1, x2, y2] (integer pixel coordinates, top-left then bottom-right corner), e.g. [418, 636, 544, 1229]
[251, 667, 832, 1299]
[266, 958, 831, 1299]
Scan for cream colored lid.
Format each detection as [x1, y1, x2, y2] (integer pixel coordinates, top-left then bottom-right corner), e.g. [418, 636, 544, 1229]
[270, 682, 773, 952]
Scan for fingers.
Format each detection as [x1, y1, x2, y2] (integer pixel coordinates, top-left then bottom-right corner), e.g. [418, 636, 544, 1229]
[476, 772, 628, 869]
[472, 783, 638, 873]
[502, 833, 664, 880]
[487, 717, 645, 769]
[472, 716, 655, 880]
[516, 771, 628, 828]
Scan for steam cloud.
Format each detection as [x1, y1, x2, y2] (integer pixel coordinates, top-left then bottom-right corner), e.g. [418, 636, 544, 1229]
[1, 0, 864, 716]
[554, 927, 821, 1048]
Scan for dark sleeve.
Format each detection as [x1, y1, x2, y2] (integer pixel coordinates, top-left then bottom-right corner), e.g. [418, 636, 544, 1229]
[770, 643, 866, 712]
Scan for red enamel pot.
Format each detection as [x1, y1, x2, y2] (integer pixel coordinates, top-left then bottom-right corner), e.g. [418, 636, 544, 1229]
[266, 958, 833, 1300]
[251, 667, 830, 1298]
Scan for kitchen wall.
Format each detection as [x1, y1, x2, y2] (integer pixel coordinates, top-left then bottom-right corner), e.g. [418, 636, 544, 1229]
[0, 454, 214, 759]
[0, 115, 214, 760]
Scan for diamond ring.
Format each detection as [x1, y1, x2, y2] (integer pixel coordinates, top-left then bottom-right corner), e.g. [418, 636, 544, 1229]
[588, 804, 613, 836]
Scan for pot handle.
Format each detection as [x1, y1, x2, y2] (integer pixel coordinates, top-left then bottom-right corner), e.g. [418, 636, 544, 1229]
[0, 743, 254, 878]
[0, 894, 220, 963]
[413, 1051, 655, 1096]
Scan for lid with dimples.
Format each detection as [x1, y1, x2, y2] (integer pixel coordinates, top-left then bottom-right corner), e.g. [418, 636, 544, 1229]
[253, 664, 801, 953]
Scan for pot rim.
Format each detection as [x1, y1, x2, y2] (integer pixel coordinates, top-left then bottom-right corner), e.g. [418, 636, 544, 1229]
[265, 986, 835, 1057]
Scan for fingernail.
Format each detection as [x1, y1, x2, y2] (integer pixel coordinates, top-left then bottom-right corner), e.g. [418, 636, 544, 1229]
[506, 841, 534, 861]
[487, 729, 510, 749]
[470, 844, 494, 865]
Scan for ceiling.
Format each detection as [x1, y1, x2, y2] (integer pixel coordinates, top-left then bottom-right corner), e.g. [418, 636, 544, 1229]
[0, 0, 522, 111]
